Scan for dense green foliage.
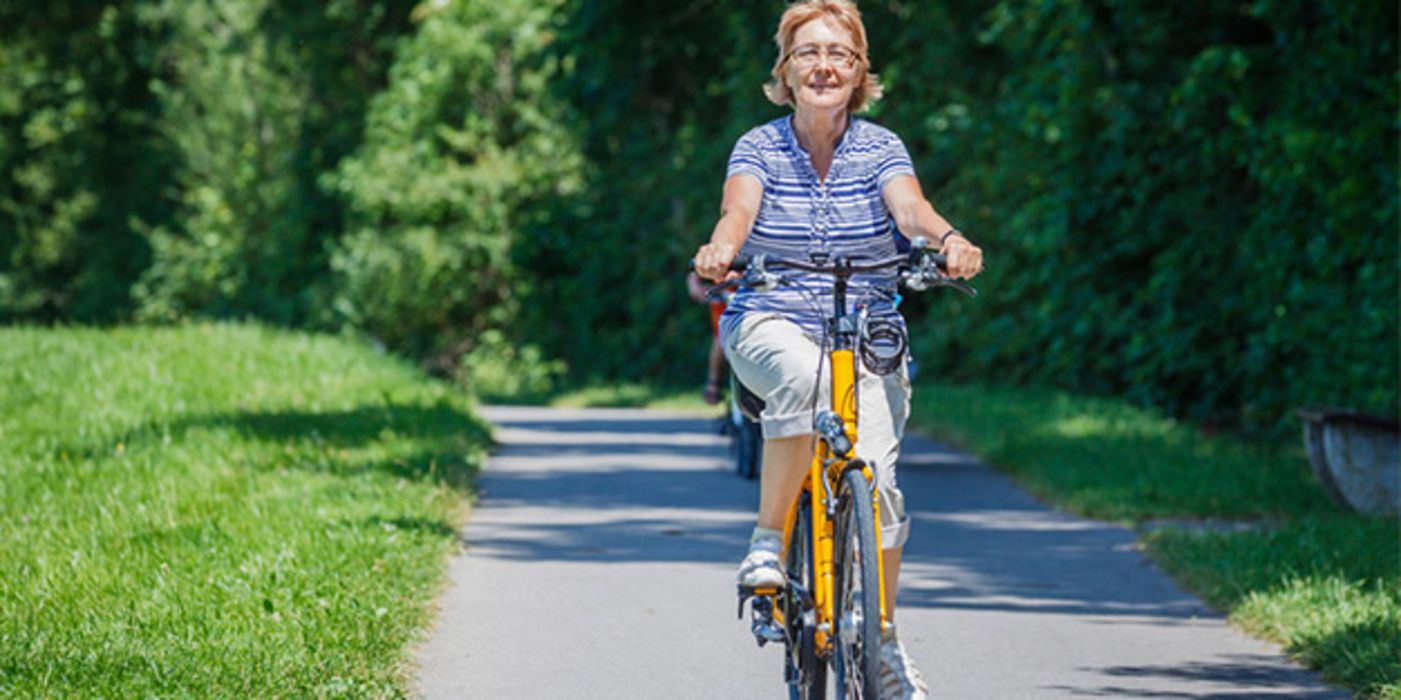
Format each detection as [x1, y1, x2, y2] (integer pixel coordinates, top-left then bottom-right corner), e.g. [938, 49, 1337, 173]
[512, 3, 778, 381]
[134, 0, 417, 326]
[0, 324, 488, 697]
[0, 3, 169, 321]
[528, 0, 1398, 435]
[875, 0, 1400, 433]
[327, 0, 579, 365]
[2, 0, 1395, 433]
[0, 0, 415, 325]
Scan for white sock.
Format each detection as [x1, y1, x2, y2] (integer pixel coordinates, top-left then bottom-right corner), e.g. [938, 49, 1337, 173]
[750, 526, 782, 544]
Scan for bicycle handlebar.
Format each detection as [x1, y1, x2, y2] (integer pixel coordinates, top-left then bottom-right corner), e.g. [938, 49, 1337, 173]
[689, 241, 978, 297]
[716, 248, 977, 298]
[725, 251, 943, 275]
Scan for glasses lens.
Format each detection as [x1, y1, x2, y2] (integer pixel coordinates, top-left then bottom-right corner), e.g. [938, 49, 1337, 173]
[791, 44, 858, 69]
[793, 46, 821, 65]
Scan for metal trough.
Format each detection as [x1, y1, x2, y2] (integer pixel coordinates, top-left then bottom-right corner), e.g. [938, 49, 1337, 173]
[1297, 408, 1400, 516]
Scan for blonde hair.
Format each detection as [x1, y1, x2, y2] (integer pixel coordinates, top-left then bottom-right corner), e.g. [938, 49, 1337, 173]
[762, 0, 884, 113]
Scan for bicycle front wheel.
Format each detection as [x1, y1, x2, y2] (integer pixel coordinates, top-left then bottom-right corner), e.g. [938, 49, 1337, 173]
[784, 491, 825, 700]
[833, 466, 882, 699]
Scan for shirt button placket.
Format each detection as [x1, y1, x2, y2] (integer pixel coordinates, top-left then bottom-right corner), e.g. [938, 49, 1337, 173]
[810, 180, 830, 256]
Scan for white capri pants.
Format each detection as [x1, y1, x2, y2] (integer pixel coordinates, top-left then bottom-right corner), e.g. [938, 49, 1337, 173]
[724, 313, 912, 549]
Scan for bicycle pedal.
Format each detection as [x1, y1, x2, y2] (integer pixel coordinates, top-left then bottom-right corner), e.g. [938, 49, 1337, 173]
[752, 619, 786, 646]
[736, 583, 782, 600]
[736, 584, 780, 618]
[746, 593, 785, 647]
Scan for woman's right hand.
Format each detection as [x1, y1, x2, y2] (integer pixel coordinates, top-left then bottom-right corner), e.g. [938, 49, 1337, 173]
[693, 242, 740, 283]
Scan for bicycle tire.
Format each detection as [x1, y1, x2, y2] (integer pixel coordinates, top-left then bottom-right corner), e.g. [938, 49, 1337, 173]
[833, 466, 882, 699]
[729, 401, 758, 479]
[784, 491, 826, 700]
[738, 415, 761, 480]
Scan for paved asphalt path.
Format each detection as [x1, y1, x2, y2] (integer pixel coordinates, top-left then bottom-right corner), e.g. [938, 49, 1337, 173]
[416, 406, 1348, 699]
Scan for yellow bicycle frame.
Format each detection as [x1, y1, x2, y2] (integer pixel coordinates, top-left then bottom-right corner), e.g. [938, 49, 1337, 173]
[778, 346, 888, 655]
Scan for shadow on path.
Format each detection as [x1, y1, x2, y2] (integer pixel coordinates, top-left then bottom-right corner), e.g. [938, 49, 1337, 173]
[431, 406, 1347, 700]
[1044, 653, 1344, 698]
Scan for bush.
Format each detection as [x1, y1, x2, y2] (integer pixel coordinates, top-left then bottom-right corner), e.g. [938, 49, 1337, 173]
[133, 0, 415, 326]
[0, 1, 415, 327]
[326, 0, 581, 366]
[875, 0, 1398, 435]
[0, 4, 167, 322]
[458, 329, 565, 400]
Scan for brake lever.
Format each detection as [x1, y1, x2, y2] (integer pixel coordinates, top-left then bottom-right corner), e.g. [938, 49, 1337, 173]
[941, 277, 979, 298]
[901, 268, 978, 298]
[703, 282, 734, 300]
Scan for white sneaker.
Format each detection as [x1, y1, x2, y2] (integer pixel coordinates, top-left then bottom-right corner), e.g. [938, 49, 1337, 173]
[736, 536, 784, 588]
[879, 625, 929, 699]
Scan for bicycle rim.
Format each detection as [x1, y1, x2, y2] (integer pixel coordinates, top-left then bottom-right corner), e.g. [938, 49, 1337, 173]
[784, 492, 826, 700]
[834, 468, 882, 699]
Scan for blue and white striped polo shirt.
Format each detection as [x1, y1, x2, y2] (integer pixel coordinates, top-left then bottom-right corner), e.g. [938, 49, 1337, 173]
[720, 115, 916, 344]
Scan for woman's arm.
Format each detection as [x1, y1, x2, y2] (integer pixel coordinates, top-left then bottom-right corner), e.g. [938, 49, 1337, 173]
[694, 174, 763, 283]
[883, 174, 983, 280]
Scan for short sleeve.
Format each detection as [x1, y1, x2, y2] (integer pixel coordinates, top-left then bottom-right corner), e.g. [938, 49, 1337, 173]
[873, 134, 916, 191]
[726, 130, 769, 188]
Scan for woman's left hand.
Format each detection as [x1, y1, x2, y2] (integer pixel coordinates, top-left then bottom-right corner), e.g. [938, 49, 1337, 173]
[944, 235, 984, 280]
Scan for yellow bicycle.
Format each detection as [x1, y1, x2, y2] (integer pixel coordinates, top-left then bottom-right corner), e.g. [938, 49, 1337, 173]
[726, 242, 974, 699]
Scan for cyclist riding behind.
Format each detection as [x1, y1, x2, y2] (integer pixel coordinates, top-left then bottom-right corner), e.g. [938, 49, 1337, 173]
[691, 2, 984, 698]
[685, 271, 730, 405]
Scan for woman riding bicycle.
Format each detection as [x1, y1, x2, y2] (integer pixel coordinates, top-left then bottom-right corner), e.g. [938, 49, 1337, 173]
[691, 2, 983, 697]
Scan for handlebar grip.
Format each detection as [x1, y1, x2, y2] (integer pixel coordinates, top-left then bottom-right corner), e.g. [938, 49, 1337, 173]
[688, 256, 751, 278]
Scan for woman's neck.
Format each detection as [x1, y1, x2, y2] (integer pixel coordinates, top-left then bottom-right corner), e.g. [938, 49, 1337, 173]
[792, 108, 848, 182]
[792, 108, 848, 156]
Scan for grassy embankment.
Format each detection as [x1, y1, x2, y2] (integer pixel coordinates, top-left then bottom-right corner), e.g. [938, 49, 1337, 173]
[0, 324, 490, 698]
[907, 382, 1399, 699]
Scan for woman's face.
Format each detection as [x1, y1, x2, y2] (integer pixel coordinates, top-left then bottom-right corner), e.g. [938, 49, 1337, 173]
[785, 18, 860, 114]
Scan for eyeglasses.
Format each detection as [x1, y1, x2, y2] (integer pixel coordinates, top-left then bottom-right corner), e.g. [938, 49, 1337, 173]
[788, 43, 861, 70]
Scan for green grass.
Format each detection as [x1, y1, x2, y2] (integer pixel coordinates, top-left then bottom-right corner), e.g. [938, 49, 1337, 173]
[1147, 518, 1400, 698]
[0, 323, 490, 698]
[909, 381, 1399, 698]
[908, 382, 1334, 521]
